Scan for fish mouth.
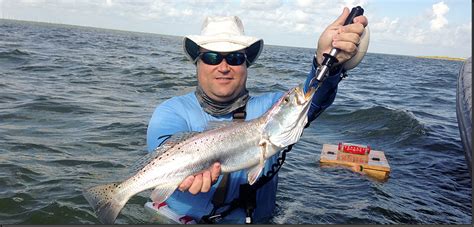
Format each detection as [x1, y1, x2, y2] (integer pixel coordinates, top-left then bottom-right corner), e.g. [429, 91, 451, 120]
[295, 85, 315, 104]
[304, 87, 316, 100]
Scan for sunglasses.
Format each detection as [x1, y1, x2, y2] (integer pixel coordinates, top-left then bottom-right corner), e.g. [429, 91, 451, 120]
[197, 52, 247, 66]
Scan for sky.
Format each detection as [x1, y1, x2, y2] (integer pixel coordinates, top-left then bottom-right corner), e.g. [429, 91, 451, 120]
[0, 0, 472, 58]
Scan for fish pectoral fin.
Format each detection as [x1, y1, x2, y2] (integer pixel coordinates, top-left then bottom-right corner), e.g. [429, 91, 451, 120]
[150, 183, 180, 203]
[247, 162, 265, 185]
[259, 138, 271, 160]
[246, 138, 270, 185]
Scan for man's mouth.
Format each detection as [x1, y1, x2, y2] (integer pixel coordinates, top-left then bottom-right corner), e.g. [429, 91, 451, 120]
[215, 77, 234, 81]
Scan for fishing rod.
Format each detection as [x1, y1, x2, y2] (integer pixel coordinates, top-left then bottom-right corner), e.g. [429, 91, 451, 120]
[309, 6, 365, 91]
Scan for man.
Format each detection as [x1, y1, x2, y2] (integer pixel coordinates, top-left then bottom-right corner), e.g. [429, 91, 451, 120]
[147, 8, 368, 223]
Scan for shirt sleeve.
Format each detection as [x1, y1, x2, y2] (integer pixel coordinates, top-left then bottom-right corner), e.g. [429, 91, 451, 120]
[303, 60, 343, 123]
[146, 99, 189, 152]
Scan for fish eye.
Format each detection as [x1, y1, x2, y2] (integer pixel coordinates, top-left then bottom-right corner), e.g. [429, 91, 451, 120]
[283, 97, 290, 103]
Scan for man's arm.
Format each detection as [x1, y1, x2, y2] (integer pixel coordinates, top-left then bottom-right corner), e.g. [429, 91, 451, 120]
[303, 7, 368, 124]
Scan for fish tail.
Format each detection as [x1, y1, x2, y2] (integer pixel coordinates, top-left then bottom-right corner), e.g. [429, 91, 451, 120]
[82, 183, 128, 224]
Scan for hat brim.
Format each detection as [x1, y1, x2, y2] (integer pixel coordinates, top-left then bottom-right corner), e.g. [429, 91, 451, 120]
[183, 34, 263, 66]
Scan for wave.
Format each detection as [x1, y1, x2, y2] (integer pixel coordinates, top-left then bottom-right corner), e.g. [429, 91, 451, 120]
[95, 121, 146, 134]
[15, 64, 64, 72]
[14, 98, 95, 114]
[48, 159, 127, 168]
[8, 142, 64, 154]
[322, 105, 426, 145]
[0, 49, 30, 57]
[0, 49, 31, 63]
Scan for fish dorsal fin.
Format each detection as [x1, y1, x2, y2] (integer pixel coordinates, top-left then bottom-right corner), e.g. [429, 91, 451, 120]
[130, 132, 200, 172]
[165, 131, 201, 143]
[205, 121, 236, 131]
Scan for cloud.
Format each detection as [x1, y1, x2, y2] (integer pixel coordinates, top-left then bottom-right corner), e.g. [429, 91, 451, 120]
[371, 17, 399, 33]
[343, 0, 368, 8]
[240, 0, 282, 11]
[368, 1, 470, 57]
[430, 1, 449, 31]
[371, 14, 429, 45]
[239, 0, 367, 35]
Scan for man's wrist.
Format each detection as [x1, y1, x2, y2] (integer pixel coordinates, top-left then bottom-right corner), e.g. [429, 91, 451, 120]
[329, 64, 343, 76]
[312, 52, 344, 77]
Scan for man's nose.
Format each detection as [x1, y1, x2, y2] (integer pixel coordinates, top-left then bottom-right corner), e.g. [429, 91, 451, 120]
[217, 59, 231, 73]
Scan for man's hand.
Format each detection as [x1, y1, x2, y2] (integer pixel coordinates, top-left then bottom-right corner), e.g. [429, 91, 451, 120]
[178, 162, 221, 194]
[316, 7, 369, 66]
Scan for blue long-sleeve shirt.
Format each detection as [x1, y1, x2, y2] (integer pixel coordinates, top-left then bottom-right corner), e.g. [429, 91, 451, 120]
[146, 64, 342, 223]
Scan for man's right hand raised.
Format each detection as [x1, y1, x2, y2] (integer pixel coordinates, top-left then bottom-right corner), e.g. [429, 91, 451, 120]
[178, 162, 221, 194]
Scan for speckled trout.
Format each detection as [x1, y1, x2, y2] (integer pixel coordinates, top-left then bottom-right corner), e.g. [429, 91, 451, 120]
[83, 84, 315, 224]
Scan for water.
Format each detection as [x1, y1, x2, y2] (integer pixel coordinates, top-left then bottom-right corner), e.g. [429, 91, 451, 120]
[0, 19, 471, 224]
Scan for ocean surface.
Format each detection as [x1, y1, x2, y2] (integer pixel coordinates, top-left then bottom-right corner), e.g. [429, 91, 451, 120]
[0, 19, 471, 224]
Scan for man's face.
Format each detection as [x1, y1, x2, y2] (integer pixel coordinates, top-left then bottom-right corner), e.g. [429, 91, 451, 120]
[196, 49, 248, 103]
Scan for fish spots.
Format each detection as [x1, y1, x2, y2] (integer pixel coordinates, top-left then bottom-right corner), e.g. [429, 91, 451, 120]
[106, 185, 115, 193]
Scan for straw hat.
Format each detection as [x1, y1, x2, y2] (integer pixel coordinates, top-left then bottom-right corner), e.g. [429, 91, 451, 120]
[183, 16, 263, 66]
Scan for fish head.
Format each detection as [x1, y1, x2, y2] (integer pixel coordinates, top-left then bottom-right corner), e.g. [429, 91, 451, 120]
[264, 83, 316, 148]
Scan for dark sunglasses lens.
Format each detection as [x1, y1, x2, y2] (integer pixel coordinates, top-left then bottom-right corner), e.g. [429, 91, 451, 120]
[200, 52, 246, 66]
[225, 53, 246, 65]
[201, 52, 223, 65]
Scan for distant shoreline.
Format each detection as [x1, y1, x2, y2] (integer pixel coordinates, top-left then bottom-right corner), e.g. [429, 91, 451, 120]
[416, 56, 466, 61]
